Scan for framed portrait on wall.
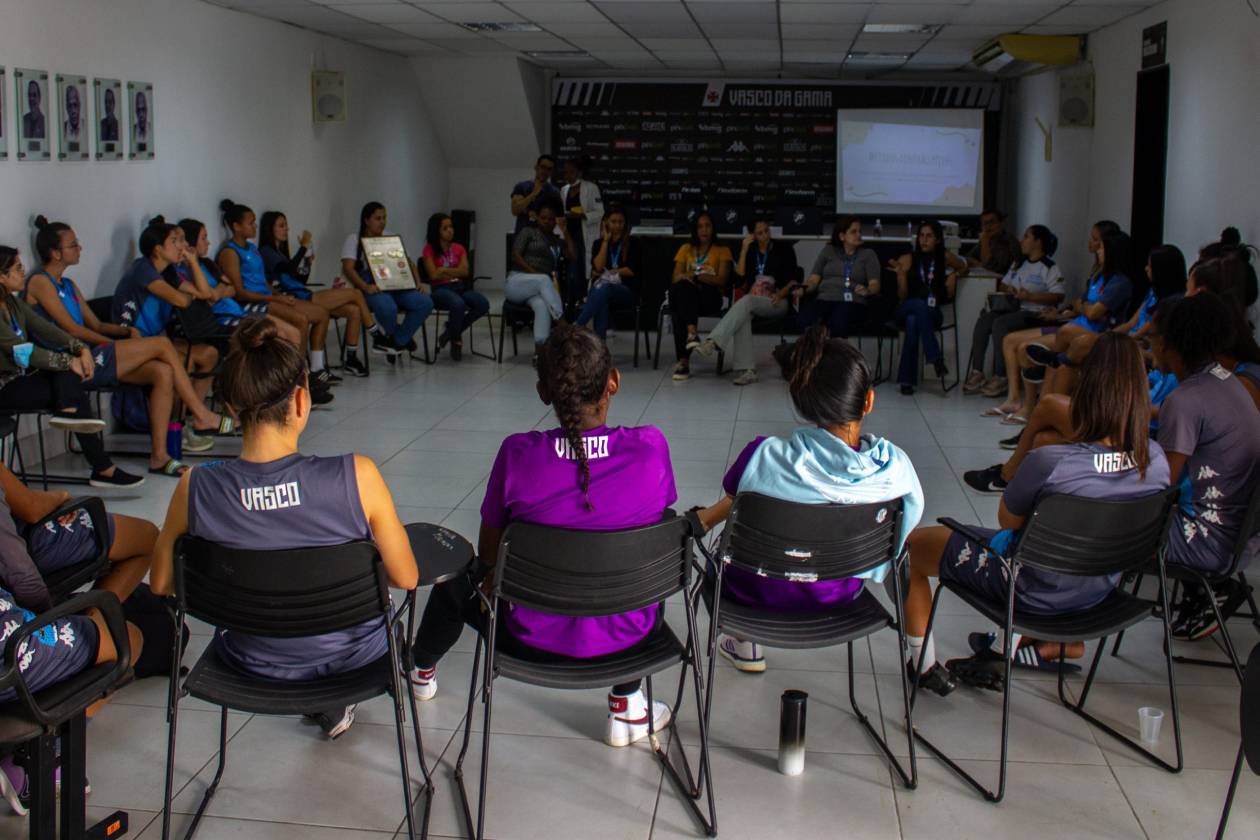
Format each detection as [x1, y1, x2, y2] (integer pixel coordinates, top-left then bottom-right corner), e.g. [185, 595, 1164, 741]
[56, 73, 88, 161]
[14, 67, 50, 160]
[0, 67, 7, 161]
[95, 78, 123, 160]
[128, 80, 153, 160]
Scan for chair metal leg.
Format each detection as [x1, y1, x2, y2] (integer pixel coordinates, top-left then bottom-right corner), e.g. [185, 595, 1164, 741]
[453, 635, 483, 840]
[653, 308, 666, 370]
[1110, 573, 1145, 656]
[847, 637, 916, 788]
[497, 317, 508, 363]
[29, 731, 57, 840]
[181, 707, 229, 839]
[388, 608, 424, 840]
[59, 713, 88, 840]
[1215, 743, 1245, 840]
[632, 306, 641, 368]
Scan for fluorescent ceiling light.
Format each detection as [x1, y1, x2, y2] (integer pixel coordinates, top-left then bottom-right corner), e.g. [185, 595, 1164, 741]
[862, 24, 939, 35]
[846, 51, 911, 62]
[462, 22, 542, 33]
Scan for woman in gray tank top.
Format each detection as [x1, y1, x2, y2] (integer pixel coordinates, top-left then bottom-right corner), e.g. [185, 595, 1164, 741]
[151, 318, 418, 739]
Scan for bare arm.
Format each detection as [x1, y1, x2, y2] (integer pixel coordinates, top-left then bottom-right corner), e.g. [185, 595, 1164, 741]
[510, 182, 541, 217]
[151, 471, 192, 595]
[996, 500, 1027, 532]
[477, 522, 504, 571]
[218, 248, 270, 304]
[946, 251, 969, 279]
[697, 495, 733, 533]
[892, 255, 911, 299]
[354, 455, 418, 590]
[25, 275, 113, 345]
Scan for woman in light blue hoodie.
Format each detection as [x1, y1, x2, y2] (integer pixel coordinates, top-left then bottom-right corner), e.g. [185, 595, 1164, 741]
[697, 326, 957, 695]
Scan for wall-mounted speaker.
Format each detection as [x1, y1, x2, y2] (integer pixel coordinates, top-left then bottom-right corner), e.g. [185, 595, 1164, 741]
[311, 70, 346, 123]
[1058, 70, 1094, 128]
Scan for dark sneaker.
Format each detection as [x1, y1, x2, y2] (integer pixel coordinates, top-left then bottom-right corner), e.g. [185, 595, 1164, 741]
[308, 380, 335, 406]
[324, 369, 343, 385]
[450, 342, 463, 362]
[404, 338, 418, 353]
[1171, 580, 1247, 641]
[342, 354, 369, 377]
[900, 384, 915, 396]
[306, 705, 356, 740]
[672, 361, 690, 381]
[908, 660, 958, 697]
[313, 369, 337, 390]
[370, 333, 398, 356]
[1022, 364, 1046, 384]
[933, 358, 949, 379]
[999, 431, 1023, 450]
[1025, 343, 1063, 368]
[947, 649, 1006, 692]
[964, 464, 1008, 494]
[89, 468, 145, 488]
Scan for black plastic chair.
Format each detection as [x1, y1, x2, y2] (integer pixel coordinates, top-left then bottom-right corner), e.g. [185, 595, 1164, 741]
[453, 517, 716, 839]
[695, 493, 918, 788]
[0, 590, 133, 840]
[653, 297, 727, 372]
[161, 537, 428, 840]
[893, 296, 961, 393]
[418, 259, 497, 363]
[27, 496, 111, 604]
[496, 299, 535, 362]
[1215, 641, 1260, 839]
[916, 489, 1180, 802]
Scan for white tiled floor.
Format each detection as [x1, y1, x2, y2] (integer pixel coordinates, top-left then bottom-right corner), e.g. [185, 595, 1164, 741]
[10, 332, 1259, 839]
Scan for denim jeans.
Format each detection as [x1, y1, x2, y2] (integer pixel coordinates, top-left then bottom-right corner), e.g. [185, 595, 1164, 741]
[797, 297, 869, 339]
[710, 294, 787, 371]
[366, 288, 433, 347]
[431, 283, 490, 340]
[895, 298, 944, 386]
[575, 282, 636, 338]
[505, 272, 564, 345]
[970, 309, 1038, 375]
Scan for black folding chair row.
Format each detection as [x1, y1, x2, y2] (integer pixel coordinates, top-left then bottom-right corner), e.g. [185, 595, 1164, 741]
[1216, 641, 1260, 840]
[0, 590, 134, 840]
[916, 489, 1181, 802]
[500, 297, 646, 367]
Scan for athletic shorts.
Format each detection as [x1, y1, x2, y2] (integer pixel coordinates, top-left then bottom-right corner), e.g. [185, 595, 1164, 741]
[939, 528, 1118, 615]
[86, 343, 119, 390]
[0, 614, 99, 703]
[216, 302, 268, 328]
[22, 510, 116, 575]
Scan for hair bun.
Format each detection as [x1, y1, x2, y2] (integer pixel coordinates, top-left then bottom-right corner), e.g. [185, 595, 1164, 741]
[232, 316, 280, 353]
[1221, 227, 1242, 248]
[148, 214, 166, 227]
[33, 215, 49, 231]
[219, 198, 236, 214]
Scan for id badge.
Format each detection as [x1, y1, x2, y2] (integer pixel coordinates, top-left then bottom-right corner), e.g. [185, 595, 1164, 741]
[927, 295, 937, 309]
[843, 292, 854, 303]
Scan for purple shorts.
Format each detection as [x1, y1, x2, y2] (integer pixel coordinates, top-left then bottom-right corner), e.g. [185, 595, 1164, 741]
[0, 615, 98, 703]
[24, 510, 115, 575]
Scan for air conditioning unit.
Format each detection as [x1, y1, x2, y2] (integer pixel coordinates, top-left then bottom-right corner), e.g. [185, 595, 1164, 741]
[972, 34, 1083, 75]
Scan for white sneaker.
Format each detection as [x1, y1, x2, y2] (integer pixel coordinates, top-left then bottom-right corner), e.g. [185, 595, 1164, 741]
[604, 689, 671, 748]
[694, 338, 718, 358]
[410, 666, 437, 701]
[308, 704, 356, 740]
[732, 369, 759, 386]
[718, 633, 766, 672]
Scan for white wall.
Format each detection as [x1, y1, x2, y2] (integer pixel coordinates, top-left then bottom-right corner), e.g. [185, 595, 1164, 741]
[1008, 0, 1260, 282]
[0, 0, 447, 296]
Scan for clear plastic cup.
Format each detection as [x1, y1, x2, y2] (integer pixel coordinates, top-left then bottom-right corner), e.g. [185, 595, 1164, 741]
[1138, 707, 1164, 744]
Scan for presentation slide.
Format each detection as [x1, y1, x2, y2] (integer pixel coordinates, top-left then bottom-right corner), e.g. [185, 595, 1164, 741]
[835, 108, 985, 217]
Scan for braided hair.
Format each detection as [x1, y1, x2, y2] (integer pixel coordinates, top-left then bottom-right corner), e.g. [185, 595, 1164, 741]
[536, 323, 613, 509]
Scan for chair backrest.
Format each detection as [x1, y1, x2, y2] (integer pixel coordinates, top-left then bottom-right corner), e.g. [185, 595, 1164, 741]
[495, 517, 692, 617]
[173, 535, 388, 637]
[1012, 488, 1178, 577]
[86, 296, 113, 325]
[719, 492, 904, 582]
[1242, 642, 1260, 774]
[1225, 482, 1260, 578]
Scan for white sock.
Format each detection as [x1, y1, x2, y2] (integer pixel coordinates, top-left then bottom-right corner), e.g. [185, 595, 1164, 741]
[995, 632, 1023, 658]
[347, 342, 360, 355]
[907, 635, 936, 673]
[368, 322, 383, 335]
[309, 350, 325, 371]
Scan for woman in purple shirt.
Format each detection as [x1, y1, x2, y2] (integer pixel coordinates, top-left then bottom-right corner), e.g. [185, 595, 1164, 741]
[906, 333, 1170, 685]
[151, 318, 418, 739]
[412, 324, 677, 748]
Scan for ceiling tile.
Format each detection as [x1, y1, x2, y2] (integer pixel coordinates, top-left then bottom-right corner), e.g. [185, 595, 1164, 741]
[357, 36, 449, 53]
[852, 33, 931, 50]
[502, 1, 610, 23]
[620, 21, 701, 38]
[595, 1, 694, 23]
[780, 23, 860, 39]
[865, 3, 960, 24]
[709, 38, 783, 52]
[541, 21, 625, 36]
[688, 1, 778, 23]
[932, 24, 1017, 41]
[951, 3, 1062, 25]
[779, 3, 873, 24]
[412, 2, 526, 22]
[386, 21, 482, 37]
[329, 3, 439, 24]
[640, 37, 712, 51]
[699, 22, 778, 38]
[1022, 23, 1091, 34]
[1038, 5, 1147, 27]
[559, 35, 636, 50]
[784, 39, 852, 53]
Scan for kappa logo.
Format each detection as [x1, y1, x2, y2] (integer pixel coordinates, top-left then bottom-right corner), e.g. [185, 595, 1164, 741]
[724, 209, 739, 224]
[726, 140, 749, 153]
[793, 211, 807, 226]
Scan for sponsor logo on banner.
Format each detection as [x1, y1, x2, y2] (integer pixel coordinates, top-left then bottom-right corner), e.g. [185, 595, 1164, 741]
[558, 122, 581, 132]
[641, 120, 666, 131]
[753, 124, 780, 136]
[793, 211, 807, 226]
[812, 123, 835, 134]
[726, 140, 749, 153]
[702, 82, 725, 107]
[614, 139, 639, 150]
[783, 140, 807, 153]
[670, 141, 695, 153]
[698, 122, 722, 134]
[724, 209, 740, 225]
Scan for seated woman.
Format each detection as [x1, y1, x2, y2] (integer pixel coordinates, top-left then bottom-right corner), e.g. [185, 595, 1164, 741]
[669, 212, 733, 381]
[25, 217, 233, 477]
[1150, 293, 1260, 640]
[888, 221, 968, 395]
[694, 327, 943, 687]
[990, 229, 1134, 422]
[150, 318, 418, 739]
[421, 212, 490, 362]
[217, 201, 335, 402]
[259, 210, 386, 378]
[906, 332, 1170, 683]
[340, 201, 434, 364]
[0, 246, 143, 488]
[411, 324, 675, 747]
[113, 218, 223, 412]
[795, 214, 881, 339]
[692, 217, 798, 386]
[505, 197, 572, 352]
[963, 224, 1064, 395]
[574, 206, 639, 342]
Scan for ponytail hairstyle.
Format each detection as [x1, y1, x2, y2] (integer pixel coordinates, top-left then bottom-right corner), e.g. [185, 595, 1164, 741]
[215, 317, 308, 430]
[257, 210, 289, 257]
[177, 218, 220, 280]
[788, 325, 873, 429]
[536, 323, 613, 509]
[139, 215, 177, 262]
[219, 199, 252, 232]
[33, 215, 73, 264]
[1014, 224, 1058, 270]
[425, 212, 451, 256]
[1070, 332, 1151, 478]
[358, 201, 385, 238]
